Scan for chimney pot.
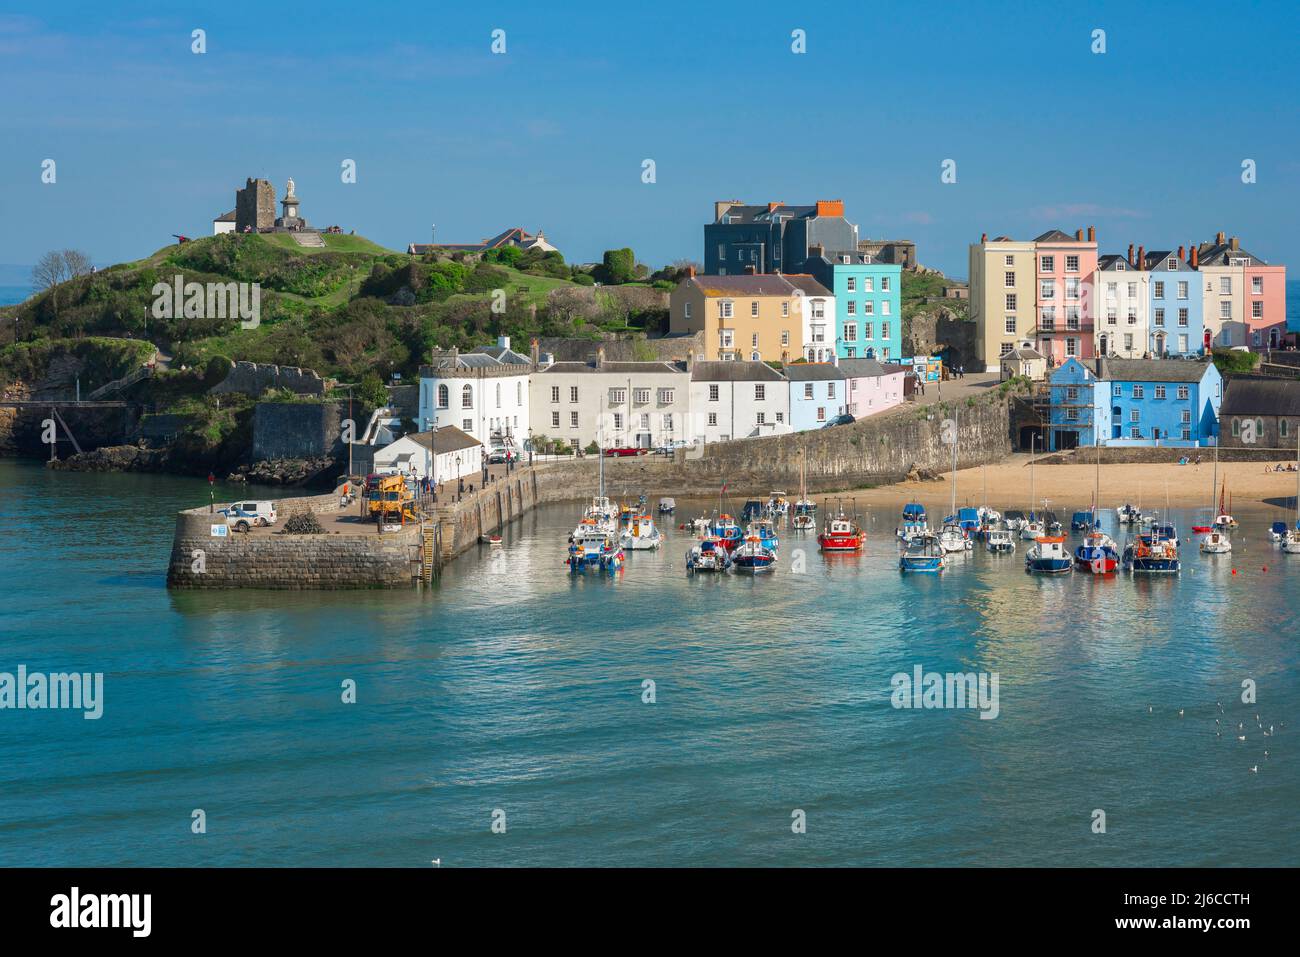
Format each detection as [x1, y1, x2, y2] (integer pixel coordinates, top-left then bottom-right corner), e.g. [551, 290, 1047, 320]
[1190, 246, 1199, 268]
[1217, 231, 1226, 245]
[1137, 245, 1145, 268]
[980, 232, 988, 243]
[1127, 243, 1135, 265]
[1087, 226, 1096, 242]
[1075, 228, 1084, 241]
[686, 265, 695, 279]
[1230, 236, 1240, 250]
[1177, 245, 1185, 261]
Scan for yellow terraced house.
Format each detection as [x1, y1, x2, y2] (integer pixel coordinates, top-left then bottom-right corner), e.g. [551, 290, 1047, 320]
[668, 270, 834, 363]
[969, 234, 1038, 372]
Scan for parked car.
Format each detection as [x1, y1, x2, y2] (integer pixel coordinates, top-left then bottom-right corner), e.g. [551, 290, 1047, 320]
[821, 413, 856, 429]
[218, 501, 278, 532]
[487, 448, 509, 464]
[603, 446, 649, 457]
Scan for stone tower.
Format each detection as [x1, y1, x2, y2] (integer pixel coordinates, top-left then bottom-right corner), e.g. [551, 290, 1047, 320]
[235, 178, 275, 233]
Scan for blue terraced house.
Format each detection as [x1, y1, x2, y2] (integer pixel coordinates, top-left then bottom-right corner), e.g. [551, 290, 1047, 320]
[1145, 250, 1204, 357]
[784, 363, 848, 431]
[806, 250, 902, 361]
[1047, 357, 1221, 450]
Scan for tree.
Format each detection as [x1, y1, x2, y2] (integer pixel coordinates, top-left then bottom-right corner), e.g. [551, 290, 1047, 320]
[32, 251, 69, 292]
[62, 249, 94, 278]
[596, 248, 636, 285]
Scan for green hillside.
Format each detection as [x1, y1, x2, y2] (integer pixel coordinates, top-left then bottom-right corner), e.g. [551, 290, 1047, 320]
[6, 232, 670, 385]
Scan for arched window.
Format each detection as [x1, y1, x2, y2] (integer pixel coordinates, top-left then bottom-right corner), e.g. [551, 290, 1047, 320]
[1257, 418, 1265, 438]
[1231, 418, 1240, 437]
[462, 384, 474, 409]
[1281, 419, 1289, 439]
[437, 384, 449, 409]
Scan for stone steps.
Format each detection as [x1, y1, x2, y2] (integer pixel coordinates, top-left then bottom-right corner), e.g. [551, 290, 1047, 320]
[289, 232, 326, 248]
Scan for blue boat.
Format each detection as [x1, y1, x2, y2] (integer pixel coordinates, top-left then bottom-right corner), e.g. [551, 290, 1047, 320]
[731, 532, 777, 573]
[741, 499, 765, 522]
[899, 534, 946, 573]
[1074, 531, 1119, 573]
[748, 519, 779, 552]
[1070, 511, 1094, 532]
[1152, 522, 1179, 547]
[1123, 532, 1180, 573]
[1025, 536, 1072, 574]
[711, 514, 744, 553]
[898, 502, 930, 542]
[957, 507, 981, 536]
[1271, 520, 1288, 542]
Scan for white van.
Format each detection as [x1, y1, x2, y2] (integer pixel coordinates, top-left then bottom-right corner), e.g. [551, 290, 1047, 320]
[219, 501, 279, 531]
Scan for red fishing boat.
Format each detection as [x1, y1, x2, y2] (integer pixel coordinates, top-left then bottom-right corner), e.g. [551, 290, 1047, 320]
[817, 506, 865, 552]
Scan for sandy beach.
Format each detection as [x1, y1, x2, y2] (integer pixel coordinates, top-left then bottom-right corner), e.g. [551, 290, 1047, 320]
[842, 457, 1300, 515]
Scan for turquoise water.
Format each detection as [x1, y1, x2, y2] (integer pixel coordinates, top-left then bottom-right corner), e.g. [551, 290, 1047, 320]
[0, 456, 1297, 866]
[0, 285, 32, 306]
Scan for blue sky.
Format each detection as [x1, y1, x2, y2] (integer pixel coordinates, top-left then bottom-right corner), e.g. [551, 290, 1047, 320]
[1, 0, 1298, 278]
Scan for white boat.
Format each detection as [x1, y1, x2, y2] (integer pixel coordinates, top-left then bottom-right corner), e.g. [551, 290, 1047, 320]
[1116, 504, 1141, 525]
[984, 529, 1015, 553]
[1284, 528, 1300, 554]
[1020, 519, 1045, 541]
[1199, 529, 1232, 554]
[685, 535, 731, 572]
[937, 522, 970, 553]
[978, 506, 1002, 524]
[619, 513, 662, 550]
[791, 453, 816, 529]
[1284, 445, 1300, 554]
[657, 497, 676, 515]
[688, 515, 711, 535]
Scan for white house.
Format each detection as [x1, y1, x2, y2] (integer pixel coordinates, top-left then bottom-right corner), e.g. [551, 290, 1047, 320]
[530, 347, 691, 450]
[372, 426, 483, 484]
[418, 336, 531, 450]
[688, 360, 790, 442]
[786, 276, 836, 363]
[213, 210, 236, 235]
[1095, 254, 1149, 358]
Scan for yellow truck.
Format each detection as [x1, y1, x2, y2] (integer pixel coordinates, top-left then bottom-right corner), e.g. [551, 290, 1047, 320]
[368, 474, 418, 526]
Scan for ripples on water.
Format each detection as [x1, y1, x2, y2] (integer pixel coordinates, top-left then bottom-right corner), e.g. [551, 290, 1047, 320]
[0, 458, 1296, 866]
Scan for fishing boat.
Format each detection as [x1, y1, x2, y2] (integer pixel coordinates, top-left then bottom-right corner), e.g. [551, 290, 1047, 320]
[937, 521, 970, 553]
[792, 454, 816, 529]
[617, 503, 636, 530]
[568, 525, 621, 572]
[984, 528, 1016, 554]
[1025, 536, 1072, 574]
[1151, 522, 1179, 548]
[1074, 530, 1119, 573]
[747, 518, 780, 552]
[687, 515, 711, 535]
[978, 506, 1002, 524]
[1199, 529, 1232, 554]
[899, 534, 946, 572]
[1270, 520, 1288, 543]
[619, 512, 662, 550]
[731, 532, 777, 573]
[712, 513, 744, 552]
[1116, 503, 1141, 525]
[740, 499, 765, 523]
[1003, 509, 1027, 532]
[766, 491, 789, 517]
[685, 535, 731, 573]
[1070, 510, 1094, 532]
[657, 497, 676, 515]
[818, 506, 865, 552]
[1042, 510, 1063, 535]
[897, 503, 929, 541]
[1123, 531, 1180, 573]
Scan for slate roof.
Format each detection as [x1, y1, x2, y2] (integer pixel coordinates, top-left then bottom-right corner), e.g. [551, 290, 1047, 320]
[404, 426, 482, 454]
[1143, 251, 1196, 272]
[690, 361, 785, 382]
[1003, 347, 1046, 361]
[783, 362, 847, 381]
[1220, 377, 1300, 416]
[537, 360, 686, 375]
[1097, 254, 1137, 271]
[1034, 229, 1080, 243]
[1196, 242, 1267, 267]
[213, 210, 236, 222]
[836, 357, 890, 378]
[715, 204, 818, 224]
[1084, 357, 1214, 383]
[684, 274, 832, 298]
[471, 345, 531, 365]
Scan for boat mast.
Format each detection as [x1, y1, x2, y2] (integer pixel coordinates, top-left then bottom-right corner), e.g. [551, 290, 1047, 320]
[1211, 439, 1218, 518]
[950, 410, 958, 522]
[1093, 428, 1100, 525]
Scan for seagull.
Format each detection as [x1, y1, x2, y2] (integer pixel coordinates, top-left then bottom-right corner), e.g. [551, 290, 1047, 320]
[1215, 718, 1221, 725]
[1178, 709, 1185, 717]
[1238, 722, 1244, 730]
[1249, 765, 1258, 774]
[1148, 706, 1153, 714]
[1238, 735, 1247, 742]
[1264, 751, 1270, 759]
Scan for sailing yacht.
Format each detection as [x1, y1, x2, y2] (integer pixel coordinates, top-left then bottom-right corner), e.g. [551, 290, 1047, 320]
[792, 452, 816, 530]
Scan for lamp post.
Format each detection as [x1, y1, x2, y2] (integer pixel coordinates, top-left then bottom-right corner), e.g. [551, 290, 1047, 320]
[527, 427, 533, 467]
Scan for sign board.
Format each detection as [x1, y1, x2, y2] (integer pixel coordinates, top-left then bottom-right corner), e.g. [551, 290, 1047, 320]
[210, 524, 229, 537]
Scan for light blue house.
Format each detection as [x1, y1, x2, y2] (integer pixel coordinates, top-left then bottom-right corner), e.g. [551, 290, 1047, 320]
[807, 251, 902, 361]
[1145, 250, 1204, 357]
[1047, 357, 1221, 449]
[785, 363, 848, 432]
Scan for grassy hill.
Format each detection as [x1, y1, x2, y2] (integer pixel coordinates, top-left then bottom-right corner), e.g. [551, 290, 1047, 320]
[5, 232, 669, 387]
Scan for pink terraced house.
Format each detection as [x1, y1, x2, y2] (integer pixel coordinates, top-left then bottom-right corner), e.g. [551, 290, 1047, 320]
[1034, 227, 1098, 363]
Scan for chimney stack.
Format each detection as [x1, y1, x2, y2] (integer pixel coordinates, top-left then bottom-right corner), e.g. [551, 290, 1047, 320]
[1217, 231, 1226, 245]
[686, 349, 695, 371]
[1075, 228, 1084, 241]
[1087, 225, 1096, 242]
[1230, 236, 1240, 250]
[1190, 246, 1199, 268]
[530, 337, 540, 368]
[1177, 245, 1185, 262]
[1127, 243, 1135, 266]
[1137, 245, 1145, 269]
[980, 232, 988, 244]
[686, 265, 695, 279]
